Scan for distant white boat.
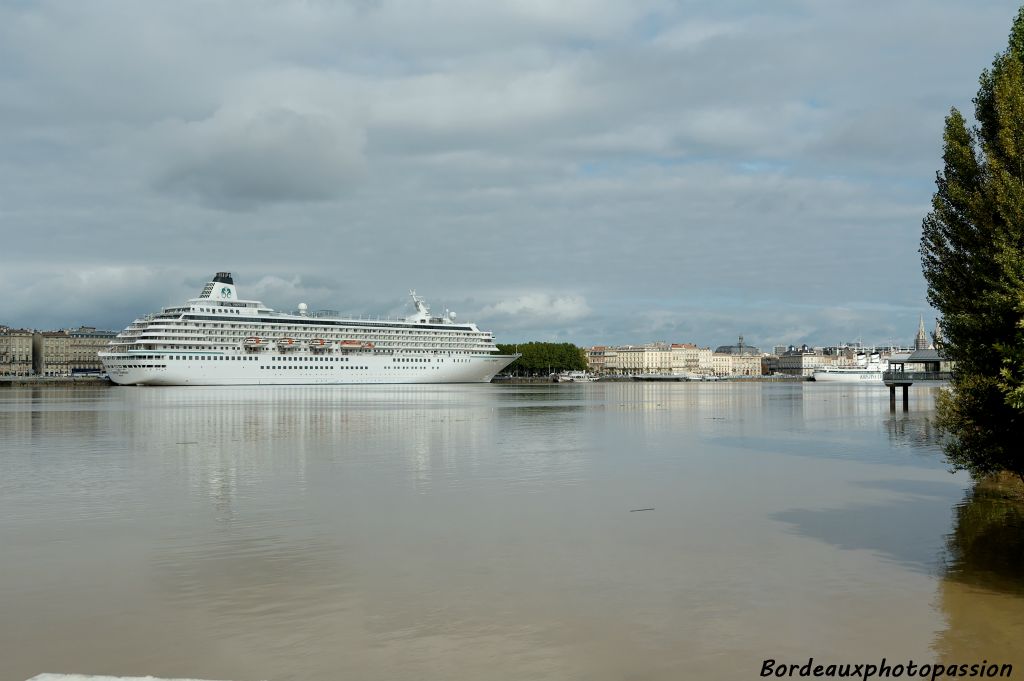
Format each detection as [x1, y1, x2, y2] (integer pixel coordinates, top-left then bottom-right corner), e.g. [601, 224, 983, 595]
[554, 370, 596, 382]
[812, 353, 887, 384]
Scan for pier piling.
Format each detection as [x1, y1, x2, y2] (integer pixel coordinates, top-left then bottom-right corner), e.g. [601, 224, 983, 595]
[884, 368, 913, 412]
[886, 382, 911, 412]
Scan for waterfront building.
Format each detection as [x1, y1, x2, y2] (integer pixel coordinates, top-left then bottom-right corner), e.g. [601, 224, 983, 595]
[729, 353, 764, 376]
[708, 352, 763, 377]
[711, 353, 731, 377]
[610, 343, 672, 375]
[646, 343, 672, 374]
[711, 336, 764, 376]
[714, 335, 762, 356]
[597, 339, 762, 377]
[775, 348, 837, 377]
[68, 326, 117, 374]
[33, 331, 71, 377]
[670, 343, 713, 376]
[599, 347, 618, 374]
[608, 346, 635, 374]
[0, 327, 34, 376]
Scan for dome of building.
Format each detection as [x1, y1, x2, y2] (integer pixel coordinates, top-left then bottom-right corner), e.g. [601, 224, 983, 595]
[714, 335, 761, 355]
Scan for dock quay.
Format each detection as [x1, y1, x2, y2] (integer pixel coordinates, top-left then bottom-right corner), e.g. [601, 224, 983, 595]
[0, 376, 111, 388]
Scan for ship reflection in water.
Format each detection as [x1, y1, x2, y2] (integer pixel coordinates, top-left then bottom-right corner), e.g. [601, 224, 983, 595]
[0, 383, 1022, 680]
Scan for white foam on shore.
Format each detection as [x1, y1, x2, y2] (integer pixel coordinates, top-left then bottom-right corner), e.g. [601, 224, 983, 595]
[27, 675, 234, 681]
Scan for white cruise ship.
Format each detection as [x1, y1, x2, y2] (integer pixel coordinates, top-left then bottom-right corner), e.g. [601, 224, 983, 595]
[100, 272, 519, 386]
[812, 352, 888, 384]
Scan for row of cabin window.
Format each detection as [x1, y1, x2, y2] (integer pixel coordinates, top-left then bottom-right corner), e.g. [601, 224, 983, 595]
[152, 356, 366, 362]
[262, 365, 367, 370]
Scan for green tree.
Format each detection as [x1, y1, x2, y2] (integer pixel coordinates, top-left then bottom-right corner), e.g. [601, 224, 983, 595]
[921, 7, 1024, 481]
[496, 342, 587, 376]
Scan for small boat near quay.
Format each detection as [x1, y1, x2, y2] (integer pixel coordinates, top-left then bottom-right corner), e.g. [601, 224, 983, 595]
[554, 371, 596, 382]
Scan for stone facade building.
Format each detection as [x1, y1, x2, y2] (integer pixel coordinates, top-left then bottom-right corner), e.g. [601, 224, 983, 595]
[727, 353, 763, 376]
[587, 346, 609, 374]
[670, 343, 714, 376]
[612, 345, 655, 374]
[33, 331, 72, 377]
[0, 327, 34, 376]
[775, 349, 836, 377]
[711, 353, 732, 377]
[596, 344, 673, 375]
[68, 326, 117, 374]
[592, 339, 763, 377]
[711, 336, 763, 376]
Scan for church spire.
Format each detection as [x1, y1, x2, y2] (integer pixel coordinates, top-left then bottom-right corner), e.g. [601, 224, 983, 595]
[914, 315, 928, 350]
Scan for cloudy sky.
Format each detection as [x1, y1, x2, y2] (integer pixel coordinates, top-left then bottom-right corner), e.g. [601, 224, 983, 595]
[0, 0, 1018, 349]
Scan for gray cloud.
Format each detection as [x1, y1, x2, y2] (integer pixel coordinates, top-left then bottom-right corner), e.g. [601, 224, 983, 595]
[0, 0, 1019, 348]
[154, 104, 365, 209]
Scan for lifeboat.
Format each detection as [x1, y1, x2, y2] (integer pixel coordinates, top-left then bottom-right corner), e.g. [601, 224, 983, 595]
[361, 342, 375, 349]
[340, 340, 361, 348]
[308, 338, 329, 351]
[243, 337, 263, 349]
[276, 338, 297, 351]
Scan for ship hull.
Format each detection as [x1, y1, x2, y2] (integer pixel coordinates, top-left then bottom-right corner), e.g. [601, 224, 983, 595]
[103, 353, 518, 386]
[812, 370, 884, 384]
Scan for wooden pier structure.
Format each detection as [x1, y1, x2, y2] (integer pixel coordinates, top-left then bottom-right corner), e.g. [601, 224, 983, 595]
[883, 350, 953, 410]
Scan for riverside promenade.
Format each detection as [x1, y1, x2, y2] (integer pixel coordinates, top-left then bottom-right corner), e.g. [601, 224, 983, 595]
[0, 376, 111, 387]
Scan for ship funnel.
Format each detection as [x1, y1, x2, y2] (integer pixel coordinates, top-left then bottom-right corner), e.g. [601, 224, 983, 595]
[200, 272, 238, 301]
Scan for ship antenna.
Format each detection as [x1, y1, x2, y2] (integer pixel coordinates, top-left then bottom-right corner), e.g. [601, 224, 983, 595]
[409, 289, 428, 315]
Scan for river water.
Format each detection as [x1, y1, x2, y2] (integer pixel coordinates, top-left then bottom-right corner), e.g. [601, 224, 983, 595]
[1, 383, 1022, 680]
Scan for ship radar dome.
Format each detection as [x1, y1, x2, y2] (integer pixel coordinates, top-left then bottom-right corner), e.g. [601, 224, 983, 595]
[298, 303, 308, 316]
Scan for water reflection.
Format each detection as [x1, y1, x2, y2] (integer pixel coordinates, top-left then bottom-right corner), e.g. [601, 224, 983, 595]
[4, 383, 1024, 679]
[885, 406, 945, 451]
[772, 479, 965, 573]
[943, 482, 1024, 595]
[708, 384, 948, 467]
[933, 481, 1024, 667]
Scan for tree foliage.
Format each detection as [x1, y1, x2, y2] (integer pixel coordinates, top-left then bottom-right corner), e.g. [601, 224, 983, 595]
[495, 342, 587, 375]
[921, 8, 1024, 480]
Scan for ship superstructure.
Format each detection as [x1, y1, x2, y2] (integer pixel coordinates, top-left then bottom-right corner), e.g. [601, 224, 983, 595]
[100, 272, 518, 385]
